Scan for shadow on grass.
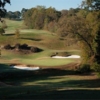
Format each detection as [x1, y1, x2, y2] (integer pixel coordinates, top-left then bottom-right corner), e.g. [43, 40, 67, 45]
[17, 89, 100, 100]
[1, 64, 100, 99]
[1, 64, 100, 88]
[4, 33, 15, 36]
[1, 88, 100, 99]
[21, 37, 42, 41]
[0, 67, 76, 81]
[0, 64, 9, 69]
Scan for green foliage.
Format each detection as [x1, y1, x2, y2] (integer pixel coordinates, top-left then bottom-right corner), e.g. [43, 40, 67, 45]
[92, 62, 100, 74]
[23, 6, 61, 30]
[0, 0, 10, 17]
[5, 11, 21, 19]
[82, 0, 100, 11]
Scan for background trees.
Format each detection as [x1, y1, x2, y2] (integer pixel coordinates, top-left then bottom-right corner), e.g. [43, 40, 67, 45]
[81, 0, 100, 11]
[0, 0, 10, 35]
[23, 6, 61, 30]
[0, 0, 10, 17]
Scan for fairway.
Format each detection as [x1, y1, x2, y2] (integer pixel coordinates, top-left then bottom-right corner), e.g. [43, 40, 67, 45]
[0, 19, 81, 67]
[0, 19, 99, 100]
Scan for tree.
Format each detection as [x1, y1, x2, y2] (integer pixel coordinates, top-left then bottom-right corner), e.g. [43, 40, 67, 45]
[81, 0, 100, 11]
[0, 0, 10, 18]
[79, 0, 100, 71]
[62, 16, 94, 63]
[5, 11, 13, 19]
[14, 11, 21, 19]
[0, 0, 10, 36]
[21, 8, 28, 18]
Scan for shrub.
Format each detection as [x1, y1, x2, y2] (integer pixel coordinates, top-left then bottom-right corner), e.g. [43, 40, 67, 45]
[15, 29, 20, 39]
[20, 44, 28, 49]
[77, 64, 91, 73]
[92, 62, 100, 72]
[4, 44, 12, 49]
[0, 28, 5, 35]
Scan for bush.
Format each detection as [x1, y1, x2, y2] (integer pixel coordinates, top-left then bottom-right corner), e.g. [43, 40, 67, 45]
[20, 44, 28, 49]
[15, 29, 20, 39]
[4, 44, 12, 49]
[0, 28, 5, 35]
[77, 64, 91, 73]
[92, 62, 100, 72]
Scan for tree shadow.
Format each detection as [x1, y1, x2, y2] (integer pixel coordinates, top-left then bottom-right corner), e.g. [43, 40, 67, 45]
[0, 68, 77, 81]
[1, 64, 100, 99]
[4, 33, 15, 36]
[0, 64, 9, 69]
[2, 88, 100, 99]
[21, 37, 42, 41]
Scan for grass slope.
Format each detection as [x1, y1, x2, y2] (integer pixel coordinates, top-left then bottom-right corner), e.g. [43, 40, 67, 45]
[0, 19, 81, 66]
[1, 19, 98, 99]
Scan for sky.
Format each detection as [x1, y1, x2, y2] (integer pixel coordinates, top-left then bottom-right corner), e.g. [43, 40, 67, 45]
[5, 0, 83, 12]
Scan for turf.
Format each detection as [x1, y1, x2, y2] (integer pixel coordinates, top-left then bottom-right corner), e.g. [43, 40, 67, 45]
[0, 19, 81, 66]
[1, 19, 99, 100]
[0, 63, 100, 99]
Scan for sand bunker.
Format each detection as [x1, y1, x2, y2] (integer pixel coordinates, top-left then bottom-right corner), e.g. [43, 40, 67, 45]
[11, 66, 40, 71]
[52, 55, 81, 59]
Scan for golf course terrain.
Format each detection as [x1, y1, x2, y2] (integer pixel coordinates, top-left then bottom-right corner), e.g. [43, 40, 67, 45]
[0, 19, 100, 99]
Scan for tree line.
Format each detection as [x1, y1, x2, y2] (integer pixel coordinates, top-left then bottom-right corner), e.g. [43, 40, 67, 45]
[4, 8, 28, 19]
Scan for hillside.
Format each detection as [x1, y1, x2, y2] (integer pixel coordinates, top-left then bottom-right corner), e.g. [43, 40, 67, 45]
[0, 19, 80, 66]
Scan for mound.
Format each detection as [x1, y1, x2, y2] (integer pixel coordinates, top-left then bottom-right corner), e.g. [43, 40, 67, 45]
[3, 43, 43, 54]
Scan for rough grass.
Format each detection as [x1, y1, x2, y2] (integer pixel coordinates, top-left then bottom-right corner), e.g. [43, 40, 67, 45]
[0, 49, 80, 66]
[1, 19, 97, 99]
[0, 64, 100, 99]
[0, 19, 81, 66]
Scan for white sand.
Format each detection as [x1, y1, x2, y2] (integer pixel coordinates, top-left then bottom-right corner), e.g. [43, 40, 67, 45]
[11, 66, 40, 71]
[52, 55, 81, 59]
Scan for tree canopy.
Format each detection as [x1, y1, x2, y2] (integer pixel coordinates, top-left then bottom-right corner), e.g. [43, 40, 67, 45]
[81, 0, 100, 10]
[0, 0, 10, 17]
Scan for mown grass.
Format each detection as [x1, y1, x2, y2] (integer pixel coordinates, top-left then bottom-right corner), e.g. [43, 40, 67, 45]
[1, 19, 97, 99]
[21, 58, 74, 67]
[0, 64, 100, 99]
[0, 19, 81, 66]
[0, 49, 80, 66]
[5, 19, 23, 32]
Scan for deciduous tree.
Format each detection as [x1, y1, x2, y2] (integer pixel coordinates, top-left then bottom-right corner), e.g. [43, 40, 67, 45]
[0, 0, 10, 18]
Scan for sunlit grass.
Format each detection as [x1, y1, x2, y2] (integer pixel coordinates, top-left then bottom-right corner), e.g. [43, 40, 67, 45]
[21, 58, 74, 67]
[0, 49, 79, 66]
